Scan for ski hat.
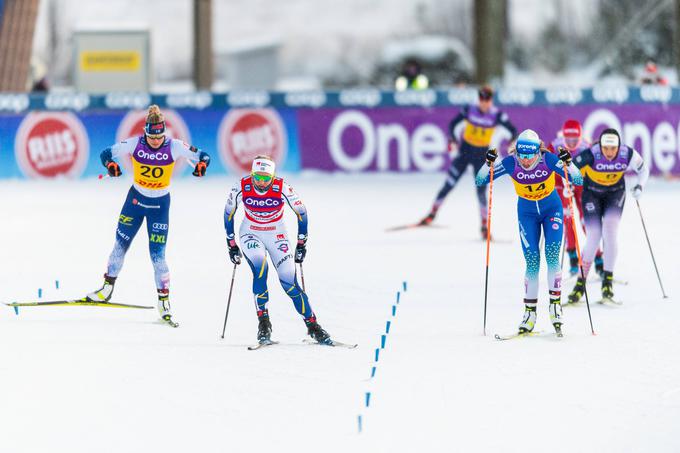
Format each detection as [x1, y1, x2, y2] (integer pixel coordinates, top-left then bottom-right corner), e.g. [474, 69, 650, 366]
[252, 157, 276, 176]
[515, 129, 541, 155]
[562, 119, 582, 138]
[599, 128, 620, 148]
[478, 85, 494, 100]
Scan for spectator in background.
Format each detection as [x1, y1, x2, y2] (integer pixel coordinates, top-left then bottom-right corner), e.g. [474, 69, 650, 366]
[395, 59, 429, 91]
[28, 57, 49, 92]
[640, 60, 668, 86]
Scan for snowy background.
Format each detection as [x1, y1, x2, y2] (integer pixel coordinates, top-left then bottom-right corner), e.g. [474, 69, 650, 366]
[31, 0, 675, 90]
[1, 173, 678, 452]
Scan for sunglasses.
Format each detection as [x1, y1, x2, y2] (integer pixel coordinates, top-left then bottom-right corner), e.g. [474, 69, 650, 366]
[146, 134, 164, 140]
[517, 152, 537, 160]
[252, 173, 273, 183]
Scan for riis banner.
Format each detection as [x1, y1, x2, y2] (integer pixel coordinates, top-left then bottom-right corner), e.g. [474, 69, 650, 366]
[0, 107, 301, 179]
[297, 104, 680, 176]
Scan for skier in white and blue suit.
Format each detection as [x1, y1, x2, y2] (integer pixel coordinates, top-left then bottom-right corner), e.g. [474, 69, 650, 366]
[476, 129, 583, 334]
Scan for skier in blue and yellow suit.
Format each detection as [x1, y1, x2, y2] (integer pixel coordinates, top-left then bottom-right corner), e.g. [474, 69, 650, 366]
[475, 129, 583, 335]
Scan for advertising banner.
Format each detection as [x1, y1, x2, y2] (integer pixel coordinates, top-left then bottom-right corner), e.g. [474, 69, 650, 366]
[297, 104, 680, 176]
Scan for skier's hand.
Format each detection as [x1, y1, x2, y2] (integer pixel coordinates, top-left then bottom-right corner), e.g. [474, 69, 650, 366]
[631, 184, 643, 199]
[295, 238, 307, 263]
[106, 161, 122, 177]
[192, 161, 207, 177]
[448, 139, 459, 156]
[558, 147, 572, 164]
[485, 148, 498, 166]
[228, 239, 242, 265]
[192, 151, 210, 177]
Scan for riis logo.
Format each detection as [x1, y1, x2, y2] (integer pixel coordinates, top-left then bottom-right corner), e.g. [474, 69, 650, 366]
[15, 112, 89, 179]
[218, 109, 287, 173]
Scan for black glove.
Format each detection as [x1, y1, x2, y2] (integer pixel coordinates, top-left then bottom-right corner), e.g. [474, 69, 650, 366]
[295, 238, 307, 263]
[192, 151, 210, 177]
[105, 161, 122, 177]
[485, 148, 498, 166]
[558, 147, 572, 164]
[228, 240, 241, 265]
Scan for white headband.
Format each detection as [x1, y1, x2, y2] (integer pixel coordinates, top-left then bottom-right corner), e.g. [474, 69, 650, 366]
[600, 133, 619, 147]
[252, 158, 276, 176]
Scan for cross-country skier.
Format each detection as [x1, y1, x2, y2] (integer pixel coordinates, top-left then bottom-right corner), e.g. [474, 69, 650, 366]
[223, 155, 333, 346]
[547, 119, 604, 276]
[567, 128, 649, 304]
[475, 129, 583, 335]
[86, 105, 210, 326]
[420, 85, 517, 238]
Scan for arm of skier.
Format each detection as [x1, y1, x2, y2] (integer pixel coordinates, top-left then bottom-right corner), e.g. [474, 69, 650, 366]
[171, 139, 211, 176]
[475, 153, 511, 186]
[282, 182, 309, 263]
[629, 149, 649, 199]
[548, 150, 583, 186]
[100, 138, 135, 177]
[224, 183, 243, 264]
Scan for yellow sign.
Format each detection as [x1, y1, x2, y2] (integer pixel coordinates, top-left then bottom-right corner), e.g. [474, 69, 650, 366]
[80, 51, 141, 72]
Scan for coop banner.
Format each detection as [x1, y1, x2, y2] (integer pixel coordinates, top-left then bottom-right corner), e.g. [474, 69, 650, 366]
[0, 107, 301, 179]
[297, 105, 680, 175]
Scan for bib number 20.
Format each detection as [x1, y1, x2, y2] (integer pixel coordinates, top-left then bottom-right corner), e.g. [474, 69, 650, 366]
[141, 165, 164, 179]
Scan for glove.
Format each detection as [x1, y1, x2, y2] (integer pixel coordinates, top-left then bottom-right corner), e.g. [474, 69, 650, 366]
[631, 184, 643, 199]
[192, 151, 210, 177]
[448, 139, 459, 155]
[485, 148, 498, 167]
[295, 237, 307, 263]
[105, 161, 122, 177]
[562, 185, 573, 199]
[558, 147, 572, 164]
[192, 161, 207, 177]
[227, 239, 241, 265]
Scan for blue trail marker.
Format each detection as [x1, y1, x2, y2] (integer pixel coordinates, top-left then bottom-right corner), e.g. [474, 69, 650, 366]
[381, 335, 386, 349]
[38, 288, 42, 298]
[392, 305, 396, 316]
[365, 392, 371, 407]
[386, 321, 391, 334]
[396, 291, 401, 304]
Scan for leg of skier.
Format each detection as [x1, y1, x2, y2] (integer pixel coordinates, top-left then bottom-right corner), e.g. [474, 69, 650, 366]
[517, 209, 541, 333]
[420, 151, 470, 225]
[568, 192, 604, 303]
[600, 190, 625, 300]
[542, 206, 564, 333]
[87, 187, 145, 302]
[144, 193, 172, 321]
[240, 232, 272, 343]
[266, 230, 332, 345]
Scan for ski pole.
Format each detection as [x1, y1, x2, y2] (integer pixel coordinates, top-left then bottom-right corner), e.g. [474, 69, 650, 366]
[562, 159, 595, 335]
[220, 263, 238, 339]
[299, 263, 306, 293]
[482, 163, 494, 336]
[635, 199, 668, 298]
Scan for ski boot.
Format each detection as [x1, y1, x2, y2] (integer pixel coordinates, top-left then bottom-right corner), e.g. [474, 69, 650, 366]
[549, 299, 563, 337]
[257, 311, 273, 344]
[157, 289, 178, 327]
[601, 271, 614, 301]
[518, 301, 537, 334]
[86, 274, 116, 302]
[568, 278, 586, 304]
[305, 317, 332, 345]
[418, 211, 436, 226]
[594, 255, 604, 278]
[567, 249, 579, 276]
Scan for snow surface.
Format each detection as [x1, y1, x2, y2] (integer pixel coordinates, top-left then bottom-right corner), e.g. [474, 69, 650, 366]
[1, 172, 679, 452]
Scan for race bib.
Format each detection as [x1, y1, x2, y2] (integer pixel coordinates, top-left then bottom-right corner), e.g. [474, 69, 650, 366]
[584, 166, 623, 186]
[462, 122, 494, 147]
[132, 159, 175, 190]
[512, 174, 556, 201]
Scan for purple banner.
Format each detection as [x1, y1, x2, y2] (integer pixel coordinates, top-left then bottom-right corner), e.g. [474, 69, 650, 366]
[298, 105, 680, 175]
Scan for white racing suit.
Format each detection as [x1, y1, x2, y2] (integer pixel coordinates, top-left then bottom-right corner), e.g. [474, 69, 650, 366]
[224, 176, 313, 320]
